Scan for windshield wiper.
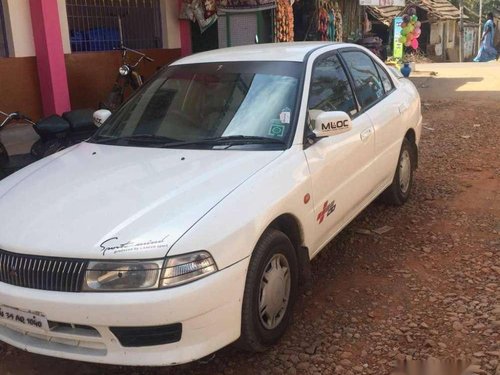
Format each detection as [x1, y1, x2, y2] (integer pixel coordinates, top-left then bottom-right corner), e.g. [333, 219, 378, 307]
[161, 135, 286, 148]
[92, 134, 178, 144]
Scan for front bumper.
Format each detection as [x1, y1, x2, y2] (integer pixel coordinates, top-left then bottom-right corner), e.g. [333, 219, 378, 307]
[0, 257, 249, 366]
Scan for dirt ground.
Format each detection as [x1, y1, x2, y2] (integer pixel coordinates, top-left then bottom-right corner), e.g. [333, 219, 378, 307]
[412, 61, 500, 102]
[1, 93, 499, 373]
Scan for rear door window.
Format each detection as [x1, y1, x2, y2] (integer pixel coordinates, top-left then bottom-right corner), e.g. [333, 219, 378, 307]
[375, 63, 394, 94]
[341, 51, 385, 109]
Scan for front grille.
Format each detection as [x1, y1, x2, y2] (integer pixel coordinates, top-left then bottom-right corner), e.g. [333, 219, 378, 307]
[0, 249, 88, 292]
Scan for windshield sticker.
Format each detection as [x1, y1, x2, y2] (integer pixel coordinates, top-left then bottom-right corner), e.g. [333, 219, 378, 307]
[269, 120, 285, 137]
[317, 200, 336, 224]
[100, 235, 169, 256]
[280, 107, 291, 124]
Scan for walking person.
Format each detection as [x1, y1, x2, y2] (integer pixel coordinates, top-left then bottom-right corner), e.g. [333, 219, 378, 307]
[474, 12, 497, 62]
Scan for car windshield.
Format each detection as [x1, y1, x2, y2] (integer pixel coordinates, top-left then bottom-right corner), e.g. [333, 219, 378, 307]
[90, 61, 302, 149]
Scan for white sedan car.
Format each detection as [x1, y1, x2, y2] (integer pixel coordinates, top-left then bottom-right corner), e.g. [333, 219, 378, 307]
[0, 42, 421, 366]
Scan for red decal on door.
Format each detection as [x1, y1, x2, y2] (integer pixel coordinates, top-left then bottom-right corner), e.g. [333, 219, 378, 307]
[317, 200, 336, 224]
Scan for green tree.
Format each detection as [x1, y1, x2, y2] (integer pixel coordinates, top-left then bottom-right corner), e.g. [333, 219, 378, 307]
[450, 0, 500, 21]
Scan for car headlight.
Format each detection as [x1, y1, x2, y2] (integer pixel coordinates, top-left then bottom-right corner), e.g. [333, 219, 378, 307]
[119, 65, 130, 76]
[160, 251, 218, 288]
[82, 251, 217, 291]
[83, 260, 163, 291]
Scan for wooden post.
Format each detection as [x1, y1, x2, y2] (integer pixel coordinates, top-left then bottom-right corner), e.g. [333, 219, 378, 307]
[478, 0, 482, 53]
[459, 0, 463, 62]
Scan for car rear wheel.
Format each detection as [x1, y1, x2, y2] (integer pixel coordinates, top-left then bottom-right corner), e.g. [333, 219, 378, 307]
[237, 229, 298, 352]
[0, 143, 8, 179]
[382, 138, 415, 206]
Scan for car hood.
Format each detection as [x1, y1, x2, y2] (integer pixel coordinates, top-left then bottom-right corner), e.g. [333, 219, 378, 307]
[0, 142, 281, 259]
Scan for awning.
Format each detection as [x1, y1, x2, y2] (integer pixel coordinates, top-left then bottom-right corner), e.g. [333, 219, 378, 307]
[217, 0, 276, 12]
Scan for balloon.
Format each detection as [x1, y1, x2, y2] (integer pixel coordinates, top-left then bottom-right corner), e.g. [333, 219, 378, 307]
[407, 32, 414, 41]
[408, 24, 415, 32]
[416, 21, 421, 28]
[401, 22, 407, 28]
[405, 40, 412, 47]
[414, 27, 421, 37]
[411, 38, 419, 49]
[411, 15, 418, 22]
[399, 35, 407, 44]
[401, 28, 408, 36]
[403, 14, 410, 23]
[408, 7, 416, 16]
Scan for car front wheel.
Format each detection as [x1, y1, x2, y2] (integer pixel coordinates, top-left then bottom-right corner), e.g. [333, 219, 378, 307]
[237, 229, 298, 352]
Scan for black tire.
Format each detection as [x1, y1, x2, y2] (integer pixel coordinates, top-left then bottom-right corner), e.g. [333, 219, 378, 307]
[42, 138, 70, 157]
[381, 138, 415, 206]
[31, 139, 70, 160]
[0, 142, 9, 168]
[237, 228, 298, 352]
[30, 139, 45, 159]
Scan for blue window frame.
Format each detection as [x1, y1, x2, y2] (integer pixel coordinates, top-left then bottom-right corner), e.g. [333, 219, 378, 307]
[66, 0, 163, 52]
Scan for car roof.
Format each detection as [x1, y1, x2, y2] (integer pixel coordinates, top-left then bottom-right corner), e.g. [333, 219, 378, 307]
[171, 42, 354, 65]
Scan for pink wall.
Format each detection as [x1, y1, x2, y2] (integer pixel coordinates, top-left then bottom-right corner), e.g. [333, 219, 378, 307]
[29, 0, 71, 116]
[178, 0, 192, 56]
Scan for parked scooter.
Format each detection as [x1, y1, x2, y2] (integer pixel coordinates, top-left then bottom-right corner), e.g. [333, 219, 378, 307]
[0, 111, 37, 179]
[30, 46, 153, 156]
[30, 108, 100, 158]
[0, 109, 112, 179]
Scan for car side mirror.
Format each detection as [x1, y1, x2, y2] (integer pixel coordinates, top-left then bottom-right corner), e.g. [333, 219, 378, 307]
[311, 111, 352, 138]
[93, 109, 112, 128]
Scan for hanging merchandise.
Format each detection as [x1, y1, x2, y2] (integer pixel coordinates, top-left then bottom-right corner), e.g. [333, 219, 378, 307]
[180, 0, 218, 33]
[316, 0, 341, 42]
[398, 7, 421, 50]
[318, 7, 328, 40]
[204, 0, 217, 18]
[334, 6, 342, 42]
[327, 7, 336, 41]
[275, 0, 294, 42]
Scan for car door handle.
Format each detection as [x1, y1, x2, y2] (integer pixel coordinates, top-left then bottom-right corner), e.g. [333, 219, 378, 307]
[399, 103, 408, 114]
[360, 128, 373, 142]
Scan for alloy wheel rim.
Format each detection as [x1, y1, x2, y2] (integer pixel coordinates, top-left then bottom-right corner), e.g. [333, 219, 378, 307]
[258, 253, 291, 330]
[399, 150, 411, 194]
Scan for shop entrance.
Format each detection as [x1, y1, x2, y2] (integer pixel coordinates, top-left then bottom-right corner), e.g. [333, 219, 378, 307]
[191, 21, 219, 53]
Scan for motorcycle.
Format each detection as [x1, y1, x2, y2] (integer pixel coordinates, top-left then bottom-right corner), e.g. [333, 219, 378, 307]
[101, 45, 154, 112]
[0, 46, 152, 178]
[30, 46, 153, 156]
[356, 36, 386, 61]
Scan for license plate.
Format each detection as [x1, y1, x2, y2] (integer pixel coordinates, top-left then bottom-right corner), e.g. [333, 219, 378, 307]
[0, 305, 49, 331]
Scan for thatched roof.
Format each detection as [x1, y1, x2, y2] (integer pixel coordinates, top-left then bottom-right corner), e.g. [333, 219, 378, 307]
[367, 0, 462, 26]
